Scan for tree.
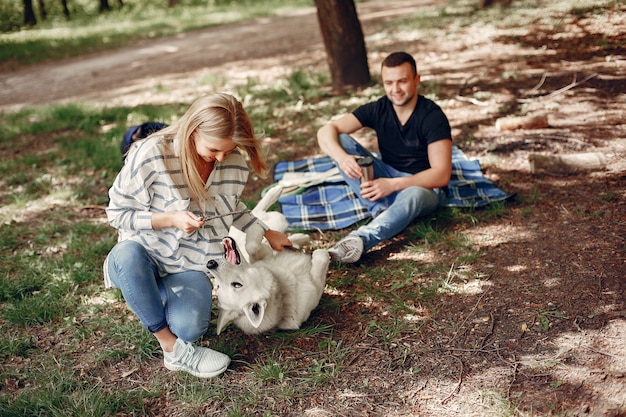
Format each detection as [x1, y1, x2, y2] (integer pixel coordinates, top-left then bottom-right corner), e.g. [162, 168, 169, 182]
[36, 0, 47, 20]
[99, 0, 123, 13]
[23, 0, 37, 25]
[479, 0, 512, 8]
[313, 0, 370, 92]
[61, 0, 70, 18]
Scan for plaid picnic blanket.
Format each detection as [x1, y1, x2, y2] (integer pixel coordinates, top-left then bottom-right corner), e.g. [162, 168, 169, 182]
[271, 146, 513, 231]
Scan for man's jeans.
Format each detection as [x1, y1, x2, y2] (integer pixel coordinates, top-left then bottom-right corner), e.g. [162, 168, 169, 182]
[107, 240, 212, 342]
[338, 134, 445, 251]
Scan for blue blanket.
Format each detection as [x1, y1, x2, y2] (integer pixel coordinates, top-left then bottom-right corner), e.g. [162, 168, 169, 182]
[272, 146, 513, 231]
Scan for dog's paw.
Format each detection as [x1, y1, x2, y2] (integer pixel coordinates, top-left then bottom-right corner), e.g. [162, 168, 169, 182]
[312, 249, 330, 262]
[311, 249, 330, 268]
[288, 233, 311, 249]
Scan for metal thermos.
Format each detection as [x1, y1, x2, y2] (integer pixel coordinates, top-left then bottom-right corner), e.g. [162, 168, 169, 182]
[357, 156, 374, 183]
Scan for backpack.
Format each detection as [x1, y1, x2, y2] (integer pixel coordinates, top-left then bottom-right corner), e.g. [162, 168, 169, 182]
[121, 122, 168, 159]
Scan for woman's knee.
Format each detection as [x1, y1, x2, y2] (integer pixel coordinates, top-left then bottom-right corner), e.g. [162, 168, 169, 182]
[107, 240, 156, 289]
[165, 273, 213, 342]
[109, 240, 147, 266]
[169, 312, 210, 342]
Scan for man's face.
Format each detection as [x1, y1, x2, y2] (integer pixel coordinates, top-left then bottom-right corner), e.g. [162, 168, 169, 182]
[381, 62, 420, 107]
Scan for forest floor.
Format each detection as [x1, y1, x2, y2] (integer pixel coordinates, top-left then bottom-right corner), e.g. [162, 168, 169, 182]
[1, 0, 624, 416]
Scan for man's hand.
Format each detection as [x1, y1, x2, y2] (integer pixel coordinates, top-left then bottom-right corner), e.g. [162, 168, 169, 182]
[360, 178, 396, 201]
[338, 155, 363, 181]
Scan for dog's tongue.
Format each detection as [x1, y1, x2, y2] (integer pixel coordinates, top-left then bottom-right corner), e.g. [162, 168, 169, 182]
[223, 237, 241, 265]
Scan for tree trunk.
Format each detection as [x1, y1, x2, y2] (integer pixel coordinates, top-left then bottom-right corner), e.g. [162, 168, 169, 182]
[23, 0, 37, 25]
[60, 0, 70, 17]
[479, 0, 512, 8]
[314, 0, 370, 92]
[37, 0, 47, 20]
[99, 0, 110, 12]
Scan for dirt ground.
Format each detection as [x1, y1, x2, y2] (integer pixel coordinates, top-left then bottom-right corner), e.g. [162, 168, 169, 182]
[1, 0, 624, 415]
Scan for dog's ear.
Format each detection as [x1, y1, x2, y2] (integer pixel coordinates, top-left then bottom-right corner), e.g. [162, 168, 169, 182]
[222, 237, 241, 265]
[243, 300, 267, 329]
[216, 308, 240, 335]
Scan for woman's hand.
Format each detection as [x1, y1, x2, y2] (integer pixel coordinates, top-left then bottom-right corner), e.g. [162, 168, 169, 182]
[152, 211, 204, 233]
[264, 229, 293, 251]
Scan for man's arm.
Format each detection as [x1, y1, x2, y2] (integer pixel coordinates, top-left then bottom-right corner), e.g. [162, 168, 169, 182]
[360, 139, 452, 201]
[317, 114, 366, 180]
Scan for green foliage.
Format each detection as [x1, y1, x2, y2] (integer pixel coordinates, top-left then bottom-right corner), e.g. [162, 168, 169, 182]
[0, 366, 153, 416]
[3, 0, 604, 414]
[107, 320, 162, 361]
[0, 0, 311, 66]
[0, 47, 517, 417]
[0, 334, 36, 360]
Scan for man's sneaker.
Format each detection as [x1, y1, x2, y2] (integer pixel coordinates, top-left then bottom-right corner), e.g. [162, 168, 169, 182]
[164, 338, 230, 378]
[328, 235, 364, 264]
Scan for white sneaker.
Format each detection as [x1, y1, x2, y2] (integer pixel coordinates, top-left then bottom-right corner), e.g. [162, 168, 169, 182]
[164, 339, 230, 378]
[328, 235, 364, 264]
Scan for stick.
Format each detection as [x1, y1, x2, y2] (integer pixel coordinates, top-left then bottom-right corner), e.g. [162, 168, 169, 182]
[519, 72, 597, 103]
[203, 209, 251, 221]
[528, 73, 547, 93]
[441, 355, 464, 404]
[449, 287, 491, 345]
[544, 72, 598, 99]
[455, 95, 490, 106]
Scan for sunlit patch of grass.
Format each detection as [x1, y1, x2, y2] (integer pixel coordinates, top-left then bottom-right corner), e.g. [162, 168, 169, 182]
[0, 0, 313, 67]
[1, 1, 617, 413]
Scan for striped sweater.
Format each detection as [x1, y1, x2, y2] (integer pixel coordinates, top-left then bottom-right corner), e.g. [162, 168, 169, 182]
[103, 135, 266, 288]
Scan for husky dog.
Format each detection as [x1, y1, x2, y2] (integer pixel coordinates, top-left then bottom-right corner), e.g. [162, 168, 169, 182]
[207, 235, 330, 335]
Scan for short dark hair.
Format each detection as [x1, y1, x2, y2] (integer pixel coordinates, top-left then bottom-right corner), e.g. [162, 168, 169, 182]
[381, 52, 417, 76]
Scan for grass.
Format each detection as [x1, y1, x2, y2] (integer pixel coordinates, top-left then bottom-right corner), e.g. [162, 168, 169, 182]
[0, 0, 312, 68]
[0, 68, 504, 417]
[3, 0, 620, 414]
[0, 83, 501, 414]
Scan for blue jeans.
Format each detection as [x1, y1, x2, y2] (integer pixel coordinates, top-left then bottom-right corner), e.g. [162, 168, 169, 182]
[107, 240, 213, 342]
[338, 134, 445, 251]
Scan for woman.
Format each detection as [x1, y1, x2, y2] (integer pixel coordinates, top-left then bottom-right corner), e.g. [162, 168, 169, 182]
[104, 93, 291, 378]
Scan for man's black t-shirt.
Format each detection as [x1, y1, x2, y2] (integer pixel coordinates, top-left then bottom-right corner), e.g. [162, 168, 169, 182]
[352, 95, 451, 174]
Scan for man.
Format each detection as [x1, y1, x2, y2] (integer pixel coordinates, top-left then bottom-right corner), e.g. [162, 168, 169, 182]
[317, 51, 452, 263]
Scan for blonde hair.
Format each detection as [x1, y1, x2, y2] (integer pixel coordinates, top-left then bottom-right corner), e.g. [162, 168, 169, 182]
[156, 93, 267, 208]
